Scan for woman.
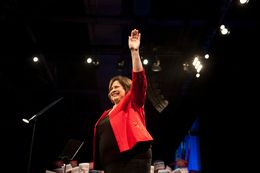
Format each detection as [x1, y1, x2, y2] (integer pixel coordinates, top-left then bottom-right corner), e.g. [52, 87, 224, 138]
[92, 29, 154, 173]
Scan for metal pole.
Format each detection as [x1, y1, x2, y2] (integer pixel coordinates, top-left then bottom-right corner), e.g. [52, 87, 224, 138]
[27, 121, 36, 173]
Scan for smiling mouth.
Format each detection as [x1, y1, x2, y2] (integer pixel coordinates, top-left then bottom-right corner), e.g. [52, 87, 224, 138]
[111, 92, 119, 97]
[111, 95, 119, 99]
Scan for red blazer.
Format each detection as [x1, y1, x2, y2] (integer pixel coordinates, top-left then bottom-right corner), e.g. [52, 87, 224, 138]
[93, 70, 153, 163]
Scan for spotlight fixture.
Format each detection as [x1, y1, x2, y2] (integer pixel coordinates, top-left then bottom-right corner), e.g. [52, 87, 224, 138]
[92, 58, 100, 66]
[183, 63, 190, 72]
[84, 56, 100, 67]
[142, 58, 149, 66]
[151, 59, 162, 72]
[239, 0, 249, 5]
[220, 24, 230, 35]
[117, 59, 125, 71]
[84, 57, 92, 64]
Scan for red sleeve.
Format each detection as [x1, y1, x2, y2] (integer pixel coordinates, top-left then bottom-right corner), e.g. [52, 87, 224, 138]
[131, 70, 147, 107]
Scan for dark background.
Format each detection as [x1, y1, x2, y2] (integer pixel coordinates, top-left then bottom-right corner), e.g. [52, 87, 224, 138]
[0, 0, 258, 172]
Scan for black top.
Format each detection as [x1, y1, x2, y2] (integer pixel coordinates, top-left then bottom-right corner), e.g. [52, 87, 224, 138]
[96, 114, 152, 170]
[96, 115, 120, 166]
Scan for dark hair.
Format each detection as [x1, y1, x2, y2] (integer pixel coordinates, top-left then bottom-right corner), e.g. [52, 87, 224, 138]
[108, 75, 132, 99]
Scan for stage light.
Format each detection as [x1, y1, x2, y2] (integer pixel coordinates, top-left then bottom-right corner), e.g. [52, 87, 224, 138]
[22, 118, 30, 123]
[117, 59, 125, 71]
[151, 59, 162, 72]
[239, 0, 249, 5]
[143, 58, 149, 65]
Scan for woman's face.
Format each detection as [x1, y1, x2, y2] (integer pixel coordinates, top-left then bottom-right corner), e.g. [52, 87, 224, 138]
[109, 80, 126, 105]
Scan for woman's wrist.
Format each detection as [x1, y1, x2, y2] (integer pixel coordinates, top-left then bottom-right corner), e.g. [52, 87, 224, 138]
[130, 48, 139, 52]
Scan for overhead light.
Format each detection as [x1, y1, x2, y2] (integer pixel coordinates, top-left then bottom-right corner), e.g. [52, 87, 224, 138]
[117, 59, 125, 71]
[92, 58, 100, 66]
[142, 58, 149, 66]
[239, 0, 249, 5]
[220, 24, 230, 35]
[84, 56, 100, 67]
[183, 63, 190, 71]
[84, 57, 92, 64]
[151, 59, 162, 72]
[22, 118, 30, 123]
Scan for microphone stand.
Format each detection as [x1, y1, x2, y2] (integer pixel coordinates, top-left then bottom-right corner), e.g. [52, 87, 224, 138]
[24, 97, 63, 173]
[27, 119, 36, 173]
